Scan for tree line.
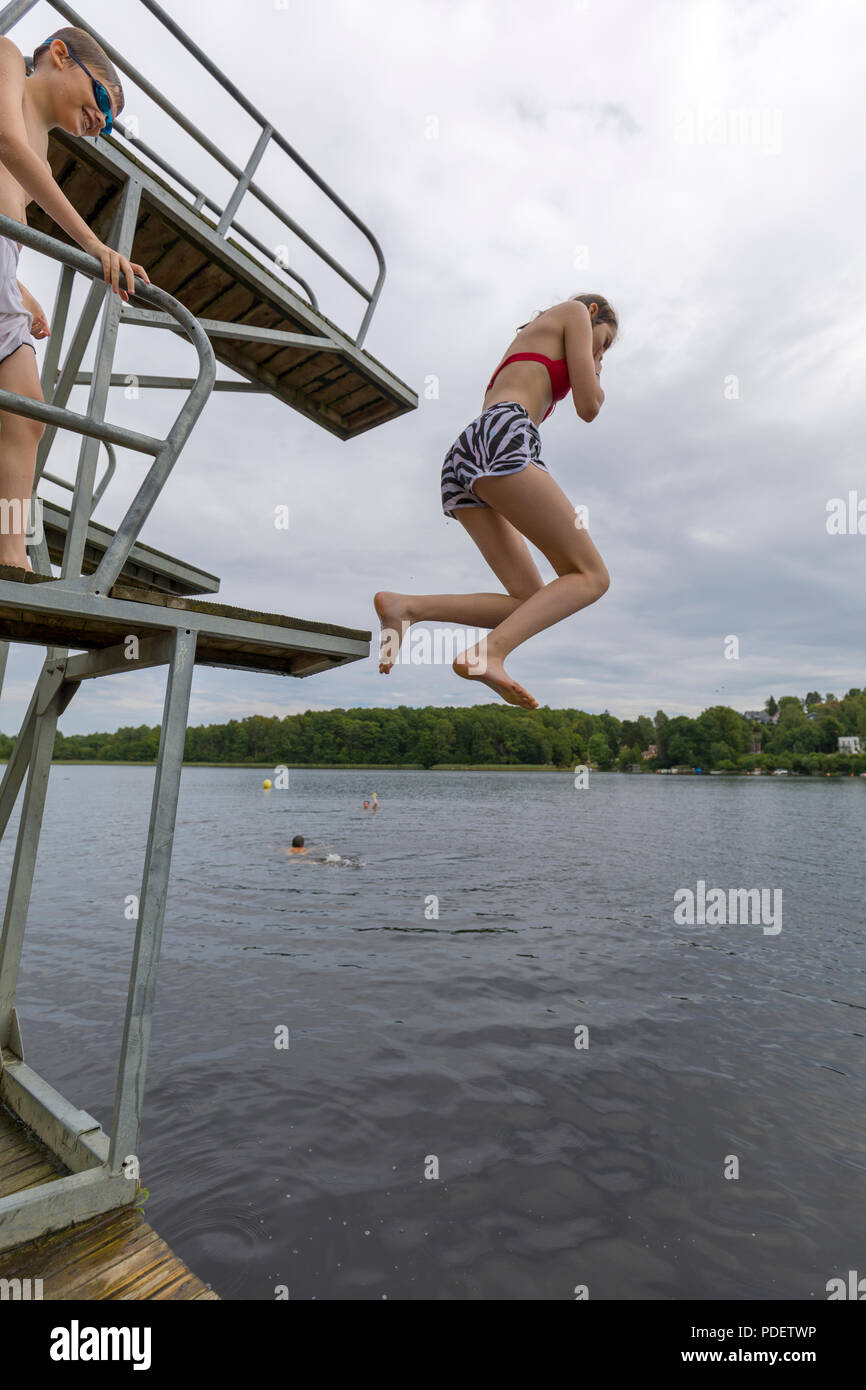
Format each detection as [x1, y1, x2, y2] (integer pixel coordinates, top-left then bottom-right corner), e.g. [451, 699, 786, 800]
[3, 689, 864, 773]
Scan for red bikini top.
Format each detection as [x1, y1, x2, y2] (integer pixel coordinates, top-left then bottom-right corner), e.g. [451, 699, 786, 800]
[486, 352, 571, 421]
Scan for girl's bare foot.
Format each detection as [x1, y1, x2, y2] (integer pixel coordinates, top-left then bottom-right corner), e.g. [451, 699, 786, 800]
[374, 590, 413, 673]
[453, 639, 538, 709]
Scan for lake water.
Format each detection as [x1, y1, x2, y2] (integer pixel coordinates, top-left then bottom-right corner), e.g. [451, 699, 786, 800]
[3, 767, 864, 1300]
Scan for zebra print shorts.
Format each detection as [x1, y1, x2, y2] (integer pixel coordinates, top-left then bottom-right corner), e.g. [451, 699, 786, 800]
[441, 401, 549, 516]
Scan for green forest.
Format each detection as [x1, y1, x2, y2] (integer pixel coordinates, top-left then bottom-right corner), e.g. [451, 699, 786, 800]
[5, 689, 865, 773]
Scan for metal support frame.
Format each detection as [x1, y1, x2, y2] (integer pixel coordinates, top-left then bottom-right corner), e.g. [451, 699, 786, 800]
[0, 212, 215, 1250]
[108, 627, 196, 1170]
[0, 628, 198, 1251]
[0, 205, 214, 706]
[0, 213, 216, 597]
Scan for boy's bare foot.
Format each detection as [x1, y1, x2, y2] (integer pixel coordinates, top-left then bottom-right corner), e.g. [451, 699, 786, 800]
[374, 590, 412, 673]
[453, 640, 538, 709]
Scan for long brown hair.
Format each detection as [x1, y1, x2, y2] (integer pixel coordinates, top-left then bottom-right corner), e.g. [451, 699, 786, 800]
[517, 292, 619, 342]
[32, 26, 125, 118]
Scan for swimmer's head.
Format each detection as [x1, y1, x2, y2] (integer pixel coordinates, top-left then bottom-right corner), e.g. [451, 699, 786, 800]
[291, 834, 304, 847]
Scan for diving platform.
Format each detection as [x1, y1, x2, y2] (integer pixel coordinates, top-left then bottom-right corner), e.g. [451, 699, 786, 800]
[23, 0, 417, 441]
[0, 563, 370, 678]
[0, 0, 414, 1279]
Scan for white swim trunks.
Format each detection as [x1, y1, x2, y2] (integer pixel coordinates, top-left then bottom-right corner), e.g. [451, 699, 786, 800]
[0, 235, 37, 367]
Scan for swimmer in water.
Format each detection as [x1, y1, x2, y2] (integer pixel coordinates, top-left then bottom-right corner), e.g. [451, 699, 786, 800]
[281, 837, 344, 866]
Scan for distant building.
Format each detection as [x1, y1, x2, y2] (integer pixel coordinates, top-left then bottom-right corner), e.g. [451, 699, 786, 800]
[642, 743, 658, 760]
[743, 710, 772, 724]
[838, 736, 861, 754]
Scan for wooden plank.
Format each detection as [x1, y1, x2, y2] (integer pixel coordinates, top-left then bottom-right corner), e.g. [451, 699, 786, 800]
[276, 352, 344, 388]
[0, 1208, 218, 1300]
[0, 1106, 215, 1297]
[186, 272, 271, 334]
[103, 1249, 202, 1301]
[130, 213, 183, 278]
[0, 1163, 65, 1198]
[229, 303, 293, 365]
[5, 1208, 158, 1286]
[62, 1239, 174, 1300]
[275, 358, 346, 395]
[0, 1105, 67, 1184]
[0, 1147, 59, 1180]
[0, 1143, 218, 1300]
[0, 1126, 33, 1157]
[308, 368, 363, 400]
[347, 396, 405, 430]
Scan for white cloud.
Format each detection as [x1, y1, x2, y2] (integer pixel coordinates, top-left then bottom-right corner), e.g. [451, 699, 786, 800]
[3, 0, 864, 740]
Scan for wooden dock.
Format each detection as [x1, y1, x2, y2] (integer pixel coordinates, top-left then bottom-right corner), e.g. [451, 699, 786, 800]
[0, 1105, 218, 1300]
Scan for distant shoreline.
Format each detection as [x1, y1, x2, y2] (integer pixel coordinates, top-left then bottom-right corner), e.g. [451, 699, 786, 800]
[15, 761, 864, 775]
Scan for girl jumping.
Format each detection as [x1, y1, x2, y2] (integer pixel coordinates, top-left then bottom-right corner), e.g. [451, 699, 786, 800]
[375, 294, 618, 709]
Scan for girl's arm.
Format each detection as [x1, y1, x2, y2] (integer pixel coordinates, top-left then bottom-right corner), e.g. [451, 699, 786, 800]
[564, 302, 605, 422]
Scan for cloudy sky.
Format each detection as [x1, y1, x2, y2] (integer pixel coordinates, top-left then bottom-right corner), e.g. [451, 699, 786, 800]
[4, 0, 864, 737]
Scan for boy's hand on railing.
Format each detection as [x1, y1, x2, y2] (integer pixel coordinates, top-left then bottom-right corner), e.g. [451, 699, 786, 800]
[18, 287, 50, 338]
[83, 237, 151, 302]
[27, 299, 50, 338]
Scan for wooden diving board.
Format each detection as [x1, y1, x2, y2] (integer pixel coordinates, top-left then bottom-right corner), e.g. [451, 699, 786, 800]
[0, 565, 371, 678]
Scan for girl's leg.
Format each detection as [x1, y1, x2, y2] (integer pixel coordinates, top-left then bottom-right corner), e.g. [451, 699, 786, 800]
[375, 504, 545, 672]
[377, 464, 609, 708]
[0, 345, 45, 570]
[454, 466, 610, 706]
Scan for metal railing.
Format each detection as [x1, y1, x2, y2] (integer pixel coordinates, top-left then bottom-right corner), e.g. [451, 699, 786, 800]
[0, 0, 387, 346]
[0, 213, 215, 593]
[43, 443, 116, 509]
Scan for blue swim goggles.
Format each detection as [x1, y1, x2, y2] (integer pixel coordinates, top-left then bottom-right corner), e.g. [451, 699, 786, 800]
[34, 38, 113, 136]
